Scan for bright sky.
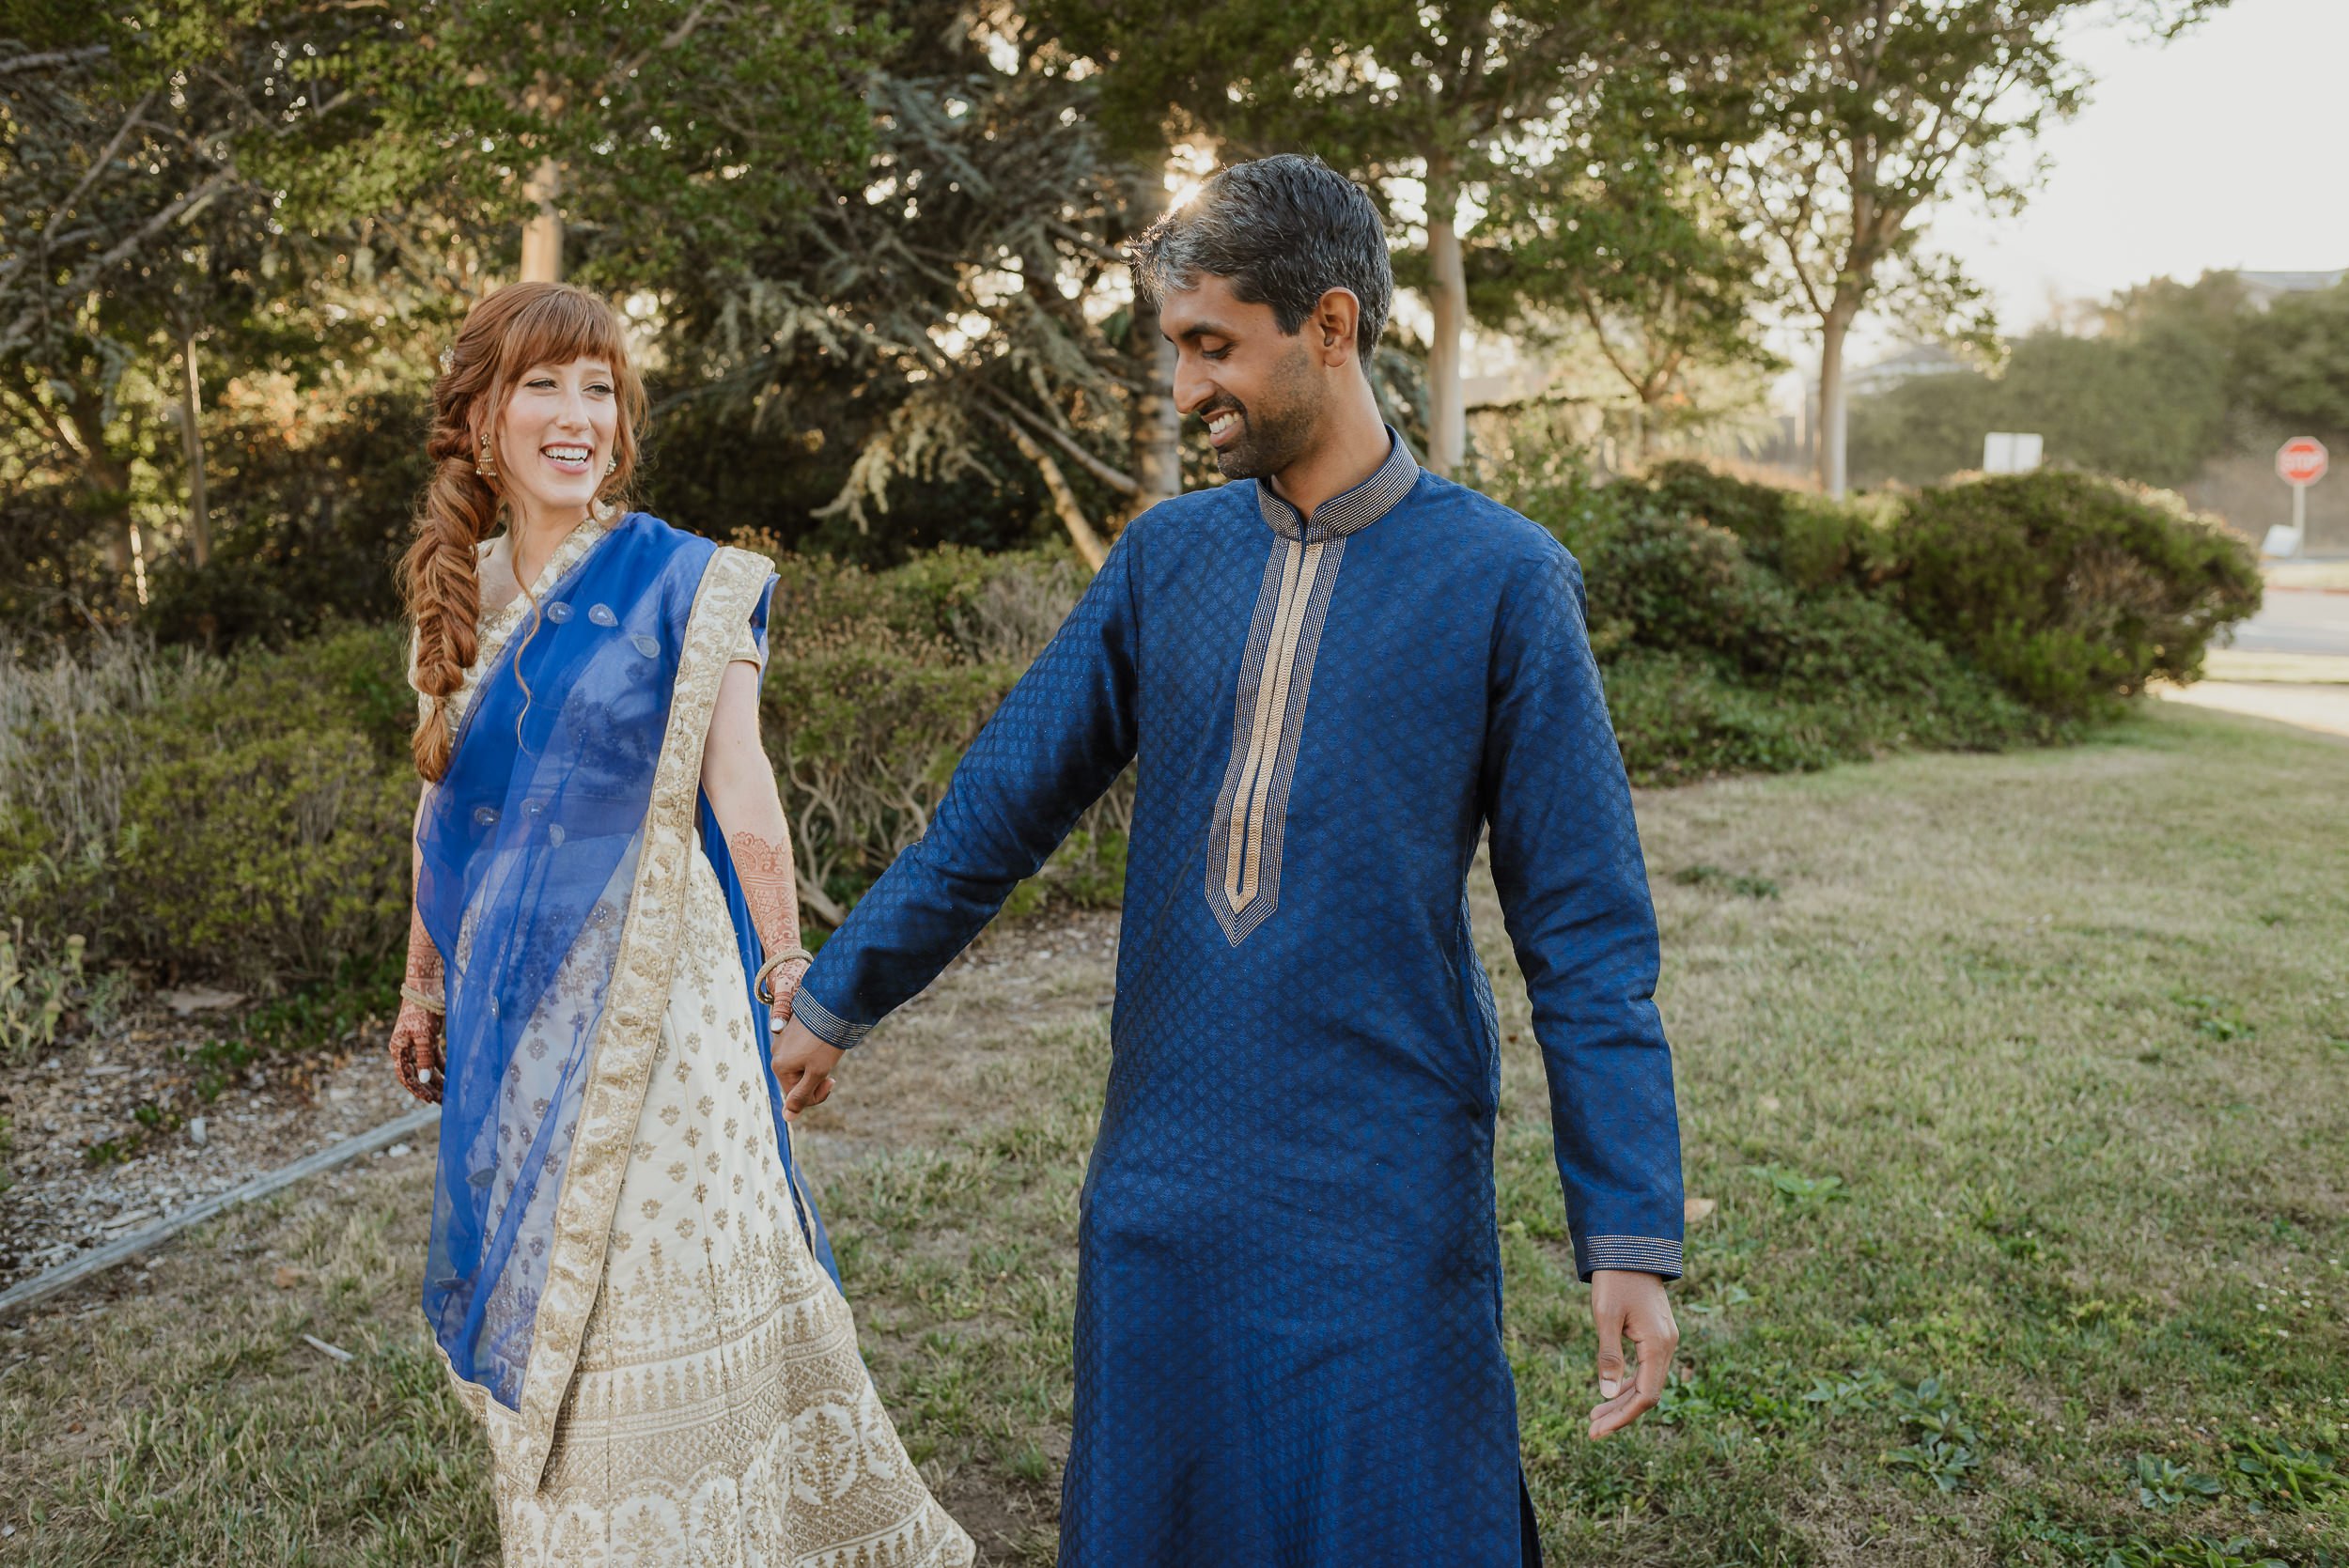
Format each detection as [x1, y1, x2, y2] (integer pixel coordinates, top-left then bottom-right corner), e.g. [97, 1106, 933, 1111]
[1916, 0, 2349, 338]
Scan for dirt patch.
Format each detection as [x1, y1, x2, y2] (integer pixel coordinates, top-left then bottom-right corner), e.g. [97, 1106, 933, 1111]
[1, 908, 1120, 1300]
[0, 999, 421, 1294]
[793, 908, 1120, 1174]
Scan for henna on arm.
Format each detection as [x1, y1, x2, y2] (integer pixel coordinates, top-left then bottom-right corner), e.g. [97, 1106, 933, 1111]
[391, 794, 448, 1102]
[729, 828, 804, 964]
[702, 660, 812, 1015]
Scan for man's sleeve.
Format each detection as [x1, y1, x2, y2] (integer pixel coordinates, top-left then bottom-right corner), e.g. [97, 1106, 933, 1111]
[790, 530, 1143, 1048]
[1481, 544, 1685, 1281]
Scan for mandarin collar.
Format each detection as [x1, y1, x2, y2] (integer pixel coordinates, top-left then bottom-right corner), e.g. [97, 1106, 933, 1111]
[1252, 427, 1422, 544]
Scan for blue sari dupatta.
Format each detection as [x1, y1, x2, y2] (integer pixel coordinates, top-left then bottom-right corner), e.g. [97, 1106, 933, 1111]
[413, 515, 817, 1478]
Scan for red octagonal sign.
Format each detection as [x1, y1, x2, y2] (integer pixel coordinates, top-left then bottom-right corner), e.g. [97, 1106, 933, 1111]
[2278, 436, 2328, 487]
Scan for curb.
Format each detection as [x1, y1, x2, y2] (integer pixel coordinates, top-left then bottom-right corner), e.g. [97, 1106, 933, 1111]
[0, 1106, 441, 1319]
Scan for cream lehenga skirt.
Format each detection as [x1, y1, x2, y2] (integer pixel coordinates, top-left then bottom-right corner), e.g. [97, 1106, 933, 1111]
[483, 842, 972, 1567]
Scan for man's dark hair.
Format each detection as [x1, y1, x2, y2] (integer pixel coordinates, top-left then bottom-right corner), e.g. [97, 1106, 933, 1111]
[1129, 154, 1392, 362]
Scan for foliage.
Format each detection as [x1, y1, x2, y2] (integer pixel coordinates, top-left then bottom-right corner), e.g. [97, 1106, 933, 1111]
[0, 549, 1121, 981]
[2134, 1452, 2227, 1512]
[0, 919, 82, 1063]
[1849, 273, 2252, 489]
[1499, 454, 2048, 783]
[2235, 279, 2349, 434]
[1048, 0, 1781, 473]
[0, 624, 414, 985]
[1703, 0, 2226, 491]
[1473, 134, 1781, 442]
[1883, 1376, 1984, 1493]
[1893, 471, 2263, 717]
[738, 536, 1128, 922]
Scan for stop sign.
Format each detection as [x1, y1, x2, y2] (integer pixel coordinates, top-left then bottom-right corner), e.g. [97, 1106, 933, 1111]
[2278, 437, 2328, 487]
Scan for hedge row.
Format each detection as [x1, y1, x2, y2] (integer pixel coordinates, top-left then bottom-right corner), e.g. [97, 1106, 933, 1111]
[0, 470, 2260, 987]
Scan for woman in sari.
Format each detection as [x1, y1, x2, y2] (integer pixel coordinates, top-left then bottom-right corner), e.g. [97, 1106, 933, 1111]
[383, 281, 972, 1568]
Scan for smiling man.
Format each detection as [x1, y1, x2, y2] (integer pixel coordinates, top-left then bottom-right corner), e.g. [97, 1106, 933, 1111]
[772, 154, 1684, 1566]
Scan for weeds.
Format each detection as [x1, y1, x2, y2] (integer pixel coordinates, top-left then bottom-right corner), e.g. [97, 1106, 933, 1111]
[2134, 1452, 2226, 1511]
[0, 918, 83, 1063]
[1672, 863, 1781, 899]
[1746, 1163, 1849, 1205]
[1883, 1376, 1984, 1493]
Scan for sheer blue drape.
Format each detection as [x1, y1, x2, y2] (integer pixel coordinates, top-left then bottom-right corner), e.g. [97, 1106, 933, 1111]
[415, 515, 820, 1409]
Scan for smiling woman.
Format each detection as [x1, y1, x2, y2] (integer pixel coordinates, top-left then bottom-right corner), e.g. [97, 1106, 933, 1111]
[383, 283, 972, 1567]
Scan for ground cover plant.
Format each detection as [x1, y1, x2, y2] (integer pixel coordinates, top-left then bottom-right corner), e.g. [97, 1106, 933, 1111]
[5, 704, 2342, 1564]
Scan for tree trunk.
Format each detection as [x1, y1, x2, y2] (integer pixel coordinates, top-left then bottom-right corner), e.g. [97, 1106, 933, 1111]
[178, 327, 210, 567]
[1818, 304, 1854, 498]
[1424, 163, 1469, 479]
[1120, 164, 1181, 520]
[521, 158, 563, 283]
[1000, 417, 1110, 569]
[1127, 286, 1182, 519]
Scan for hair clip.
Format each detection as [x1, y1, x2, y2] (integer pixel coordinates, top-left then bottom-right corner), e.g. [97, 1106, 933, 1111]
[438, 345, 456, 374]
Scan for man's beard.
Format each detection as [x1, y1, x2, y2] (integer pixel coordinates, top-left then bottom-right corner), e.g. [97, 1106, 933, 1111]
[1206, 346, 1323, 481]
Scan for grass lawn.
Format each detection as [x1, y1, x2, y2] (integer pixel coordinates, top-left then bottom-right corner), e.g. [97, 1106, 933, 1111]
[4, 703, 2345, 1566]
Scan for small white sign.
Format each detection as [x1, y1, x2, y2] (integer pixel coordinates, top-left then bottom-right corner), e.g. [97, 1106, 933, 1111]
[2262, 523, 2304, 558]
[1983, 432, 2045, 474]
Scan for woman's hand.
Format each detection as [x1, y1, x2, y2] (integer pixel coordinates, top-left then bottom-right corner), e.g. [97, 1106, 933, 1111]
[389, 1001, 446, 1104]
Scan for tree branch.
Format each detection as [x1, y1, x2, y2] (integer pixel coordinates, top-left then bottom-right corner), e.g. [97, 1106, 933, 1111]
[983, 387, 1140, 495]
[980, 405, 1110, 567]
[0, 46, 111, 75]
[0, 170, 237, 358]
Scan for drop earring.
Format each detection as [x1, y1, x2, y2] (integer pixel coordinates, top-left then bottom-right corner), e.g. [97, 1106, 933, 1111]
[475, 434, 498, 479]
[605, 455, 616, 475]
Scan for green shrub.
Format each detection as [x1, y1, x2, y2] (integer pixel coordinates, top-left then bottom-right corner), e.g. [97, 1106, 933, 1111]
[116, 731, 413, 986]
[1893, 472, 2263, 718]
[1641, 459, 1884, 591]
[2, 548, 1112, 985]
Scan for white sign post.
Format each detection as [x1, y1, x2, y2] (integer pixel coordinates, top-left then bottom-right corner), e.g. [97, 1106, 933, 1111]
[2274, 438, 2328, 558]
[1983, 432, 2044, 474]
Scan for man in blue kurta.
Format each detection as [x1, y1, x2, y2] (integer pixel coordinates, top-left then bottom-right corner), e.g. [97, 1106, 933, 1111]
[773, 155, 1684, 1566]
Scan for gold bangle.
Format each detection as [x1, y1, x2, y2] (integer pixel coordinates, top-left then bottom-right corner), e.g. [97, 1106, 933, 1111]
[754, 946, 814, 1006]
[400, 982, 446, 1016]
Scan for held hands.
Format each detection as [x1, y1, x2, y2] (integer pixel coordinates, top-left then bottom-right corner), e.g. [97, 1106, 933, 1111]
[768, 1003, 842, 1121]
[389, 1001, 445, 1105]
[1588, 1268, 1679, 1439]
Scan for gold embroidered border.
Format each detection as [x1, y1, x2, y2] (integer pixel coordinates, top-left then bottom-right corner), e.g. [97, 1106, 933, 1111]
[1202, 535, 1347, 945]
[443, 543, 776, 1493]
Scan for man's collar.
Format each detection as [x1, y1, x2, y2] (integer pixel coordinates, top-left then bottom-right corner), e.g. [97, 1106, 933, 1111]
[1252, 426, 1422, 544]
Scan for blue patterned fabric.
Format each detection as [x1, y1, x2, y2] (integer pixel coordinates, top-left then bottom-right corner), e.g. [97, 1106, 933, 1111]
[415, 514, 827, 1409]
[800, 442, 1683, 1566]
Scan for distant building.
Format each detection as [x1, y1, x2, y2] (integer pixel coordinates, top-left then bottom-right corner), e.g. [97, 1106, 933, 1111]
[1844, 342, 1970, 399]
[2234, 269, 2346, 309]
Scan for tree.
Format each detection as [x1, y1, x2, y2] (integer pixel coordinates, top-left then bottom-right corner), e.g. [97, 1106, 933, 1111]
[665, 3, 1189, 567]
[1474, 144, 1776, 458]
[1706, 0, 2225, 497]
[1044, 0, 1776, 477]
[2235, 279, 2349, 437]
[1847, 272, 2244, 488]
[2, 4, 307, 599]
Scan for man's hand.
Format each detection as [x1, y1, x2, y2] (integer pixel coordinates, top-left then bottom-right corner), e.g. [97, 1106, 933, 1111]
[770, 1011, 843, 1120]
[1588, 1268, 1678, 1439]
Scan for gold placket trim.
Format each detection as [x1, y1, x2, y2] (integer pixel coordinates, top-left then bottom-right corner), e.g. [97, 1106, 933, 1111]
[1222, 539, 1325, 912]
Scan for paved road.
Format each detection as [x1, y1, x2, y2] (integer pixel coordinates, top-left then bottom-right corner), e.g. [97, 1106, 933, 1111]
[2158, 680, 2349, 739]
[2229, 586, 2349, 657]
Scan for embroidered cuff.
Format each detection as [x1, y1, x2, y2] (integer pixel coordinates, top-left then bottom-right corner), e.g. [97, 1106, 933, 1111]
[1575, 1234, 1684, 1282]
[790, 986, 874, 1050]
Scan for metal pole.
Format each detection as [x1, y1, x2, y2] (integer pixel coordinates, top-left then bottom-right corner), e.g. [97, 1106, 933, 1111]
[2293, 481, 2307, 557]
